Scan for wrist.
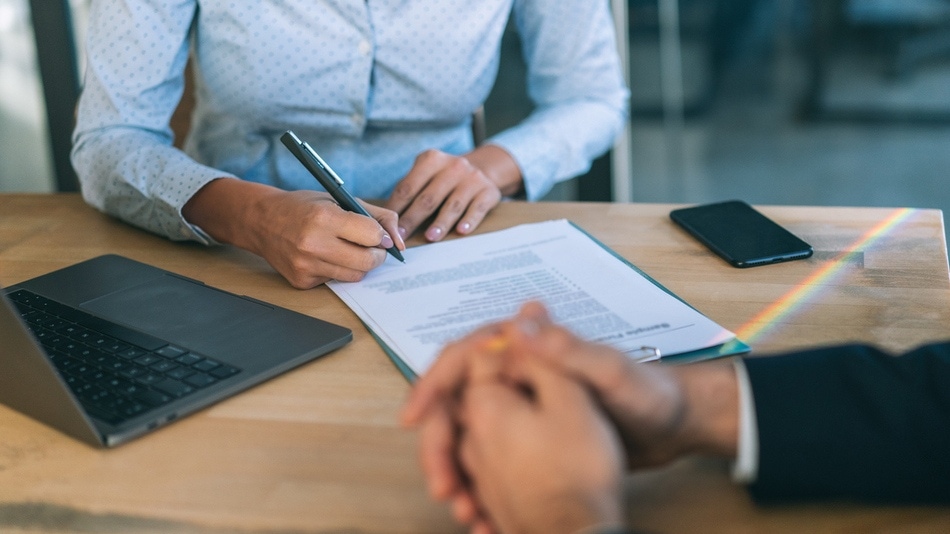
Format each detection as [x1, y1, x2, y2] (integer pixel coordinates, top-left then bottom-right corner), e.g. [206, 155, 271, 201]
[464, 144, 523, 197]
[671, 362, 740, 458]
[182, 177, 237, 243]
[182, 178, 281, 254]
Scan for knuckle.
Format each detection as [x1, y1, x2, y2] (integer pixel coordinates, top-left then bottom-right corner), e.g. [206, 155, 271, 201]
[305, 205, 336, 228]
[475, 189, 502, 212]
[416, 192, 440, 211]
[356, 249, 385, 273]
[285, 261, 315, 289]
[444, 197, 465, 215]
[416, 148, 443, 165]
[449, 157, 473, 175]
[378, 210, 398, 226]
[288, 254, 312, 274]
[392, 180, 416, 201]
[471, 199, 493, 215]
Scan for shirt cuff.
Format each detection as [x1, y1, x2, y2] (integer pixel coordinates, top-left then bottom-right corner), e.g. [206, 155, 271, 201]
[731, 358, 759, 484]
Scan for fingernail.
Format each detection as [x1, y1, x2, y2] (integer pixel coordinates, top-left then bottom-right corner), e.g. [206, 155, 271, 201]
[381, 234, 394, 249]
[398, 226, 408, 238]
[426, 226, 443, 241]
[458, 222, 472, 234]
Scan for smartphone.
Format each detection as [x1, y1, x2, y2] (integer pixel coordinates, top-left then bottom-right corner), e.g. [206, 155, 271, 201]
[670, 200, 813, 268]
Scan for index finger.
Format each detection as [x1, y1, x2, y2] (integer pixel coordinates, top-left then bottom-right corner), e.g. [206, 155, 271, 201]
[402, 302, 554, 426]
[401, 322, 510, 427]
[385, 149, 451, 215]
[329, 208, 391, 248]
[362, 201, 406, 251]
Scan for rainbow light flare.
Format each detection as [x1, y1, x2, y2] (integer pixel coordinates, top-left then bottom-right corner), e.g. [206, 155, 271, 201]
[735, 207, 918, 345]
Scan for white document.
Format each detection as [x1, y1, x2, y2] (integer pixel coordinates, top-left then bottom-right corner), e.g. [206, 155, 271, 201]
[328, 220, 737, 377]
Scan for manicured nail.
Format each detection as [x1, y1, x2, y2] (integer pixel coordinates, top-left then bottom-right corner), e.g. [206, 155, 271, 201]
[381, 234, 394, 249]
[458, 221, 472, 234]
[398, 226, 408, 238]
[426, 226, 443, 241]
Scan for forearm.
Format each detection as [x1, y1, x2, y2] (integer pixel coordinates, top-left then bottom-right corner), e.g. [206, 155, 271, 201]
[181, 178, 280, 254]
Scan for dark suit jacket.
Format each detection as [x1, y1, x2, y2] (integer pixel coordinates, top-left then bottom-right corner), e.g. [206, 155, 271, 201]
[742, 342, 950, 504]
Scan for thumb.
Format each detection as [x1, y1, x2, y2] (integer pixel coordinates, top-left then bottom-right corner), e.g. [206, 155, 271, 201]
[509, 314, 629, 396]
[460, 379, 532, 434]
[457, 381, 530, 482]
[510, 356, 595, 414]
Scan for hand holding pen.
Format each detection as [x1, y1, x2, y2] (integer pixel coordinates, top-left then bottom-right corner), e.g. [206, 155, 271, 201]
[282, 131, 406, 263]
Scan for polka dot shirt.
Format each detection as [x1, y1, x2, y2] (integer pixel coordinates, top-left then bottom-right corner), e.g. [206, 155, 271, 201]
[72, 0, 628, 243]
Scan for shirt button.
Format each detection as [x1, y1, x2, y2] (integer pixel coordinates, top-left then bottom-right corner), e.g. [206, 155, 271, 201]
[351, 113, 364, 126]
[357, 40, 372, 57]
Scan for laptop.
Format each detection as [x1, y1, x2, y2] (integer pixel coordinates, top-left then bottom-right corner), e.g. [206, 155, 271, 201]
[0, 254, 352, 447]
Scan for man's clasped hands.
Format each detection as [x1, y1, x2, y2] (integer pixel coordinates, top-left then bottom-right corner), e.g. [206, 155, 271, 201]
[401, 301, 742, 534]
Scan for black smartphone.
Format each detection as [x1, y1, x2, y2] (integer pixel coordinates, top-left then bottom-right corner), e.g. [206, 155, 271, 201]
[670, 200, 813, 268]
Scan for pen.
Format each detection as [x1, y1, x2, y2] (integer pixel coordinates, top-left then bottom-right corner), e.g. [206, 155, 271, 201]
[281, 130, 405, 263]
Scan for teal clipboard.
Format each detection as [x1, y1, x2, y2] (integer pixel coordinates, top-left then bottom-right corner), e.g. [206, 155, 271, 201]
[364, 220, 751, 382]
[568, 221, 751, 364]
[363, 321, 421, 383]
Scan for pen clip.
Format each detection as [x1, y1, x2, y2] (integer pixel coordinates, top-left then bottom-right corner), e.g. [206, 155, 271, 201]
[628, 346, 661, 361]
[302, 142, 344, 186]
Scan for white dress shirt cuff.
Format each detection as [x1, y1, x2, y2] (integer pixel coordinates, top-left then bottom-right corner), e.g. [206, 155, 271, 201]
[731, 358, 759, 484]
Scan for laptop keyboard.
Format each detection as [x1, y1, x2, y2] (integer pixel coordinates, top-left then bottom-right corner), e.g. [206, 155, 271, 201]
[7, 289, 242, 425]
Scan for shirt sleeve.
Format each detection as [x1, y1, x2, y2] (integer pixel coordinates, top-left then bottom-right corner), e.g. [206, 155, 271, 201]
[489, 0, 630, 200]
[731, 358, 760, 484]
[71, 0, 231, 244]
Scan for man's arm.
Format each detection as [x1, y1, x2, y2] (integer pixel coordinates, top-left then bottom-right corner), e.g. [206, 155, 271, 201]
[744, 342, 950, 504]
[405, 301, 950, 522]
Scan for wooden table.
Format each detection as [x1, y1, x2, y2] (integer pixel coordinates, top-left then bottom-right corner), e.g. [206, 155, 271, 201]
[1, 194, 948, 533]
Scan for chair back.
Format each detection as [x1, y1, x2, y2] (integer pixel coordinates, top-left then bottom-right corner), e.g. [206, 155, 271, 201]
[29, 0, 81, 192]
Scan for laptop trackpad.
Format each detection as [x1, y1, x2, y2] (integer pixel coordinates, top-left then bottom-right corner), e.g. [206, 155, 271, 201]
[80, 275, 270, 348]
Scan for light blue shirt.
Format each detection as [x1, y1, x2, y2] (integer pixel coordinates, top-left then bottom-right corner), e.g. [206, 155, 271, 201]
[72, 0, 629, 243]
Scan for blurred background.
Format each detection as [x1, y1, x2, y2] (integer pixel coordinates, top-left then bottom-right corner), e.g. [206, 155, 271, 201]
[3, 0, 949, 232]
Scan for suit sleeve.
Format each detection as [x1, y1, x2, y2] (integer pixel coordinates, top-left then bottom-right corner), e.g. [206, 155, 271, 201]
[742, 342, 950, 504]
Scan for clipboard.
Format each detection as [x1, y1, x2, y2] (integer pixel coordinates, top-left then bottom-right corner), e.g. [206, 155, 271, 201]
[569, 222, 751, 367]
[329, 220, 751, 381]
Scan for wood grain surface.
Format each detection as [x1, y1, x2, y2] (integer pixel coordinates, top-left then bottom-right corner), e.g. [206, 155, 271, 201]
[1, 194, 948, 533]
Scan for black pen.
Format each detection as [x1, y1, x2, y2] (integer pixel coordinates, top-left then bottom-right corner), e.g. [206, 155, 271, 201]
[281, 130, 405, 263]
